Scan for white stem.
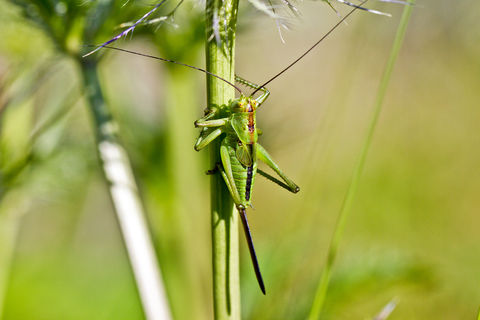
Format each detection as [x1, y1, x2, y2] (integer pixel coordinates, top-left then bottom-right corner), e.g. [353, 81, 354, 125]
[99, 140, 171, 320]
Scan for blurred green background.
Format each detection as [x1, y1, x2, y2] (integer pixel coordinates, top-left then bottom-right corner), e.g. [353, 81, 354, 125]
[1, 0, 479, 319]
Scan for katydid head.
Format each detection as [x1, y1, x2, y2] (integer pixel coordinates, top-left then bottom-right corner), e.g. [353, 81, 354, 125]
[230, 95, 258, 113]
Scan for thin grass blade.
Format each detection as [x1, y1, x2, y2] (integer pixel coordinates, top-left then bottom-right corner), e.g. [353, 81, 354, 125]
[307, 1, 416, 319]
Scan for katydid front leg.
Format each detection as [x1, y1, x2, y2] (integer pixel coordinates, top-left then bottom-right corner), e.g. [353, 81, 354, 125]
[194, 109, 229, 129]
[194, 128, 224, 151]
[193, 111, 229, 151]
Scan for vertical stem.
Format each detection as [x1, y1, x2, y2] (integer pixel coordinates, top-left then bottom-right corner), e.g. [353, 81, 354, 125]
[307, 1, 416, 319]
[205, 0, 240, 318]
[80, 59, 172, 320]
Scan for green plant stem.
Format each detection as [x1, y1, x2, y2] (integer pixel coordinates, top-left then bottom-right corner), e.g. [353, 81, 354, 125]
[307, 2, 416, 319]
[80, 58, 172, 320]
[205, 0, 240, 318]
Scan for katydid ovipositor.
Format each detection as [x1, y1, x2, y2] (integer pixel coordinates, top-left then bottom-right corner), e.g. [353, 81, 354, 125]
[85, 0, 369, 295]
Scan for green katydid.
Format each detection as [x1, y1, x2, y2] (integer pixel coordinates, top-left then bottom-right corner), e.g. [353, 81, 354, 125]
[85, 0, 370, 295]
[194, 76, 300, 294]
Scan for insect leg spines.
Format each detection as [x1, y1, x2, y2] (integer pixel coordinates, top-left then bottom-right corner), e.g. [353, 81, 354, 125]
[256, 169, 294, 192]
[256, 143, 300, 193]
[235, 76, 270, 106]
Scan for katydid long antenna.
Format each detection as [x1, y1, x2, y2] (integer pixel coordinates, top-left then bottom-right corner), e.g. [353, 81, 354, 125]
[82, 0, 368, 98]
[81, 45, 244, 94]
[251, 0, 369, 96]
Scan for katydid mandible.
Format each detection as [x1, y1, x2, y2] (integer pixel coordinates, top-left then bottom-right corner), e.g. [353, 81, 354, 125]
[85, 0, 368, 295]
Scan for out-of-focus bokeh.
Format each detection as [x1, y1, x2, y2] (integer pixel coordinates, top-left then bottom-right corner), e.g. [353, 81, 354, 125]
[1, 0, 479, 319]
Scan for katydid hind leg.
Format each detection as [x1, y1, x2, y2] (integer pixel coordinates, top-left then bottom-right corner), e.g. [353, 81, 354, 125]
[235, 76, 270, 106]
[239, 207, 266, 295]
[256, 143, 300, 193]
[257, 169, 296, 192]
[218, 144, 245, 206]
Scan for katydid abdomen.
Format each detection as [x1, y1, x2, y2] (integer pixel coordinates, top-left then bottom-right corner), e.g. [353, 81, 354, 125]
[225, 140, 258, 205]
[219, 134, 258, 209]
